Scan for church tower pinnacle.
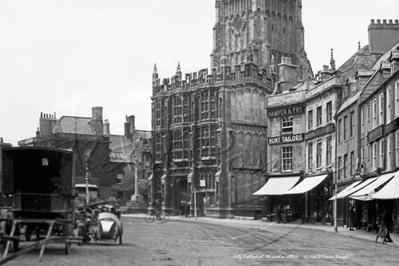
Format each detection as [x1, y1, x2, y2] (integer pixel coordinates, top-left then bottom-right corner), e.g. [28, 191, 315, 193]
[211, 0, 312, 79]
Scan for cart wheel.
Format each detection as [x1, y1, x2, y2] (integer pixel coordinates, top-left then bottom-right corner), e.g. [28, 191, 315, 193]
[13, 239, 20, 251]
[65, 242, 71, 254]
[25, 226, 32, 241]
[93, 232, 98, 243]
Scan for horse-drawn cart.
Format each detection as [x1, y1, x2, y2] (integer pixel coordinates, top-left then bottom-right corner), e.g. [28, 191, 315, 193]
[0, 147, 75, 264]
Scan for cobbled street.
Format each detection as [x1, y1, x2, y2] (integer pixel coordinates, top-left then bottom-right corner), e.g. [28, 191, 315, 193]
[3, 216, 398, 266]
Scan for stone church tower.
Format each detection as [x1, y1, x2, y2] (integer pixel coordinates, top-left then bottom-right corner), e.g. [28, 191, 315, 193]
[211, 0, 312, 80]
[150, 0, 311, 218]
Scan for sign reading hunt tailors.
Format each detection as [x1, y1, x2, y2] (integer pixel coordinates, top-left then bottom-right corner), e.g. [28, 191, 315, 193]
[267, 105, 304, 118]
[268, 134, 304, 145]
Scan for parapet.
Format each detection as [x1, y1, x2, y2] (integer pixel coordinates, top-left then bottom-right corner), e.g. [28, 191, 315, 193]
[152, 62, 274, 95]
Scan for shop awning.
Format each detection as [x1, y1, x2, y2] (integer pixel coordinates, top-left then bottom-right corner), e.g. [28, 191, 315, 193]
[371, 171, 399, 199]
[284, 174, 328, 194]
[349, 173, 395, 201]
[328, 180, 361, 200]
[253, 176, 300, 195]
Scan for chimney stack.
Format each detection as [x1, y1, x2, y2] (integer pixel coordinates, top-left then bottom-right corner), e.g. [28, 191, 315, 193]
[90, 106, 104, 135]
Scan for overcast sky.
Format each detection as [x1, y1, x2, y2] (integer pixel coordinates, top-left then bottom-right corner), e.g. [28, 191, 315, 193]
[1, 0, 398, 146]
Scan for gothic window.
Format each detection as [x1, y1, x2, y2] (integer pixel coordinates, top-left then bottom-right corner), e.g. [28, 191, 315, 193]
[174, 96, 183, 124]
[201, 91, 209, 120]
[210, 90, 217, 119]
[155, 100, 161, 127]
[155, 134, 161, 161]
[183, 96, 190, 122]
[210, 126, 217, 157]
[201, 126, 210, 158]
[173, 130, 183, 160]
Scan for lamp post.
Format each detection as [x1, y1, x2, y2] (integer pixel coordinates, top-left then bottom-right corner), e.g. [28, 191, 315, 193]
[334, 177, 338, 233]
[85, 163, 90, 207]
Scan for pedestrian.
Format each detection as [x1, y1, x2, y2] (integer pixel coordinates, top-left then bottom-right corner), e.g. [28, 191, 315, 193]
[185, 201, 190, 218]
[180, 201, 185, 218]
[381, 207, 393, 243]
[349, 206, 355, 231]
[276, 205, 282, 224]
[282, 206, 287, 223]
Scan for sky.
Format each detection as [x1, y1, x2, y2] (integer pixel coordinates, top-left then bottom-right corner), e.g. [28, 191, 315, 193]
[1, 0, 398, 146]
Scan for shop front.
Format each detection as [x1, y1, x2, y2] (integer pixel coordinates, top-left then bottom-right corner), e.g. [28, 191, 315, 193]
[254, 174, 332, 224]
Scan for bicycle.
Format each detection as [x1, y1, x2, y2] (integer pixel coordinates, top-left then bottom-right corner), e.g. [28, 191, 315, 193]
[375, 223, 388, 244]
[145, 211, 169, 223]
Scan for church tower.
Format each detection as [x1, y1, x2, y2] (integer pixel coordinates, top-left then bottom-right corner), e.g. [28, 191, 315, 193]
[211, 0, 312, 79]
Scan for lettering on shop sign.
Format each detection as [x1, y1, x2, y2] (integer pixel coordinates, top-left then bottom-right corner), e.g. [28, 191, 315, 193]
[268, 134, 304, 145]
[267, 105, 304, 118]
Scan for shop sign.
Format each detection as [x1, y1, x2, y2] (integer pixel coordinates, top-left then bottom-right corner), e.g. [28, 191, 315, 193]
[305, 123, 335, 140]
[385, 118, 399, 135]
[268, 134, 304, 145]
[267, 105, 304, 118]
[367, 125, 384, 143]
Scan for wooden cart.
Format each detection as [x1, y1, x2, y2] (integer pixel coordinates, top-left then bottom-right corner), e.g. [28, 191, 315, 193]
[0, 147, 76, 264]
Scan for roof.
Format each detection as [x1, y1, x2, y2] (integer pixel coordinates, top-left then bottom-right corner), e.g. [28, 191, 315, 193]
[57, 116, 94, 135]
[337, 45, 382, 78]
[108, 135, 135, 163]
[370, 41, 399, 70]
[336, 88, 364, 115]
[135, 130, 151, 139]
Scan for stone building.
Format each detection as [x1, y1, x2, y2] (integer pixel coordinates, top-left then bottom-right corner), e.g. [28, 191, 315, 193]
[333, 19, 399, 230]
[18, 107, 152, 206]
[151, 0, 311, 218]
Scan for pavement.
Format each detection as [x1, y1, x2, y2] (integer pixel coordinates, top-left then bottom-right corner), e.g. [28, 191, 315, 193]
[122, 213, 399, 247]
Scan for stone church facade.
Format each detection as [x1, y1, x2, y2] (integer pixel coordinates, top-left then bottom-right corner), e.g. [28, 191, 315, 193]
[150, 0, 310, 218]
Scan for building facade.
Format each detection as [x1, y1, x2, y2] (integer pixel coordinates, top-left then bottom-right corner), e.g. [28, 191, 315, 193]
[18, 107, 152, 206]
[151, 0, 311, 218]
